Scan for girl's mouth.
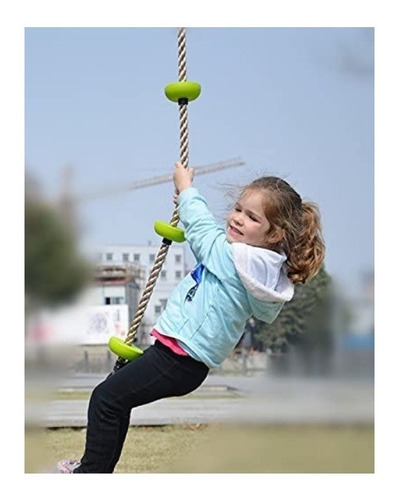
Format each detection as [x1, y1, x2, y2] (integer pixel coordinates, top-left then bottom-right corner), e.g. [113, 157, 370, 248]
[229, 225, 243, 236]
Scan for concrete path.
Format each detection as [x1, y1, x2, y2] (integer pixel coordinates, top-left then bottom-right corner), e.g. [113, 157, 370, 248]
[26, 372, 374, 427]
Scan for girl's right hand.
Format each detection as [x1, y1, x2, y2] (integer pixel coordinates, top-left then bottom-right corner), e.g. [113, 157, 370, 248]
[173, 161, 194, 193]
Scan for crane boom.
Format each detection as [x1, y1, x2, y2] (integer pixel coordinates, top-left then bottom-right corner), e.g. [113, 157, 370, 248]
[73, 158, 244, 203]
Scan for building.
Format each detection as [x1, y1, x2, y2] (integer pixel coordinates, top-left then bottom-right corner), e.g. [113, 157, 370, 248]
[93, 243, 189, 346]
[347, 271, 374, 336]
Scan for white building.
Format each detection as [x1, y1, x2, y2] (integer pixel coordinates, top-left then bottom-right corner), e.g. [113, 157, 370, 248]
[347, 271, 374, 336]
[94, 242, 189, 345]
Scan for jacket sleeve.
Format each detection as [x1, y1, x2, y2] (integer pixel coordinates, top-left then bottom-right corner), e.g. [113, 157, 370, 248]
[177, 187, 235, 280]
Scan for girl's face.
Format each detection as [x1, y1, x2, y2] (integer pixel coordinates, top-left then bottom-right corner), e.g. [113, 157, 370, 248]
[226, 189, 272, 247]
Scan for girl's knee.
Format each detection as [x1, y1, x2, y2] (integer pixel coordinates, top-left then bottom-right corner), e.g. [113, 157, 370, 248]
[90, 381, 112, 410]
[90, 380, 125, 415]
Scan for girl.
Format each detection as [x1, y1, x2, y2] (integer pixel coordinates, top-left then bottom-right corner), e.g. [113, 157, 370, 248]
[57, 161, 325, 473]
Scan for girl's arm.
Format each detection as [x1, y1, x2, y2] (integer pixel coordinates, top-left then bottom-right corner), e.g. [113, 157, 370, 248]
[172, 161, 235, 280]
[177, 189, 234, 280]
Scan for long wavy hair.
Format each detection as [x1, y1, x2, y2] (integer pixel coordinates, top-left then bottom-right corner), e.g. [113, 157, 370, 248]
[241, 176, 325, 284]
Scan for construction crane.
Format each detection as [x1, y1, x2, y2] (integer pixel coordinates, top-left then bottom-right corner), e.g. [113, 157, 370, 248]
[57, 157, 244, 233]
[63, 157, 244, 203]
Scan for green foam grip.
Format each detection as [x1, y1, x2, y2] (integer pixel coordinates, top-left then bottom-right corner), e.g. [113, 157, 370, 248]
[164, 81, 201, 103]
[154, 220, 186, 243]
[108, 336, 144, 361]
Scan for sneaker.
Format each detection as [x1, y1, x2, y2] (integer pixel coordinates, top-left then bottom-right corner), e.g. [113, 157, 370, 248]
[56, 459, 81, 473]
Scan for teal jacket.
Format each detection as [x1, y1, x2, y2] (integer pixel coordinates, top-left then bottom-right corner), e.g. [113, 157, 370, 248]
[154, 187, 294, 368]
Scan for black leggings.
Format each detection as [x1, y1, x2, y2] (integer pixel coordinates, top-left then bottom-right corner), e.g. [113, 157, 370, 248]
[73, 341, 209, 473]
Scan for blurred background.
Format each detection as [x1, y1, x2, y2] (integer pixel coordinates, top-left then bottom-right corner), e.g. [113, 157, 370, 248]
[24, 27, 374, 474]
[25, 27, 373, 375]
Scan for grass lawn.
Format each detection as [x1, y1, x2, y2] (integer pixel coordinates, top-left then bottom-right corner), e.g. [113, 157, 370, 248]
[25, 423, 373, 473]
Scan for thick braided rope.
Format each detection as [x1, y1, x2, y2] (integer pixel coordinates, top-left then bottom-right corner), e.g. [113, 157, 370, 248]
[123, 28, 189, 345]
[169, 27, 189, 226]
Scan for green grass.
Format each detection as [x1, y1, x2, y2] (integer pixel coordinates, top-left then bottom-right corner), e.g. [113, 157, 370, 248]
[25, 423, 374, 473]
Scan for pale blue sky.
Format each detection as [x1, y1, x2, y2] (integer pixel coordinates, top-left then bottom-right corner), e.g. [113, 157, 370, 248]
[25, 27, 374, 294]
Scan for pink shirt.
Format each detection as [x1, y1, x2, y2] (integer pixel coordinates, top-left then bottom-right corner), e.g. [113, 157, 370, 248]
[151, 329, 189, 356]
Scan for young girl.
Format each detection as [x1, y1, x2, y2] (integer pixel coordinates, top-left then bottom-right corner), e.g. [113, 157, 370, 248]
[57, 161, 325, 473]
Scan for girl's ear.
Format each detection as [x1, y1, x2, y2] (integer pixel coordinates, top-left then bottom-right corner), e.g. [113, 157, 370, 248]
[268, 228, 285, 245]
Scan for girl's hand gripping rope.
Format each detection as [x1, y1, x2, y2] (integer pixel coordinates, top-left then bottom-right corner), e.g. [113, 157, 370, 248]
[173, 161, 194, 203]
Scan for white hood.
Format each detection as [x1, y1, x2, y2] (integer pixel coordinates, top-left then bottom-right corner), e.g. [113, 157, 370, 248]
[232, 243, 294, 303]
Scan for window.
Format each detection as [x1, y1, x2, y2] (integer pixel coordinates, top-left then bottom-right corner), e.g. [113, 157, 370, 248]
[133, 253, 140, 262]
[106, 253, 113, 261]
[105, 297, 125, 305]
[149, 254, 155, 263]
[175, 271, 182, 280]
[175, 254, 182, 264]
[122, 253, 129, 262]
[161, 270, 167, 280]
[154, 305, 161, 314]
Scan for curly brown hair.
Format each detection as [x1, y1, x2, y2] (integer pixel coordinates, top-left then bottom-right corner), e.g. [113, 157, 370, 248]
[242, 176, 325, 284]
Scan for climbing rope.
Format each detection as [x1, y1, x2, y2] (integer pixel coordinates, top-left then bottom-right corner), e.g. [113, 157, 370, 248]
[110, 28, 195, 371]
[169, 27, 189, 226]
[125, 27, 190, 344]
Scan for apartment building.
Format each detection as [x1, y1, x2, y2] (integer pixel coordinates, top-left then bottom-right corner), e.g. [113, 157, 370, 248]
[94, 243, 189, 345]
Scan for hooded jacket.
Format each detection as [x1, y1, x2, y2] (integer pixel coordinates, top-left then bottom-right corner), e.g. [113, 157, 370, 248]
[154, 187, 294, 368]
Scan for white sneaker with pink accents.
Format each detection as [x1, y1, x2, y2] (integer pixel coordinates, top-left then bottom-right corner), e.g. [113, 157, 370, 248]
[56, 459, 81, 473]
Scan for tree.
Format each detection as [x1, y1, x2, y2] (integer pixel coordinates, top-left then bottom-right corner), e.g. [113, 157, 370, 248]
[25, 191, 92, 314]
[254, 267, 334, 357]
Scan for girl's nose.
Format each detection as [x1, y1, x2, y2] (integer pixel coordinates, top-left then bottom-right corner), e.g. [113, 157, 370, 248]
[233, 212, 243, 225]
